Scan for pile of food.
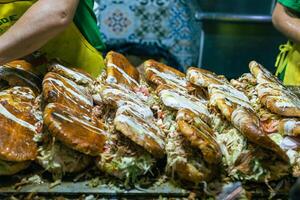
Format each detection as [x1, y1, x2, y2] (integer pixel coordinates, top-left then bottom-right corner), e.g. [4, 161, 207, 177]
[0, 52, 299, 197]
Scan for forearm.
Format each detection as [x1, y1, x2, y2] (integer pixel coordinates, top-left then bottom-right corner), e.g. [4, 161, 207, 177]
[273, 3, 300, 44]
[0, 0, 79, 65]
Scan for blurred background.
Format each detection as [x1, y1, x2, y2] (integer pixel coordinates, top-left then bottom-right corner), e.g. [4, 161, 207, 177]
[94, 0, 284, 79]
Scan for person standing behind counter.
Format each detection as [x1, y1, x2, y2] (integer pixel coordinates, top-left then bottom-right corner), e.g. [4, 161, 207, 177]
[0, 0, 105, 77]
[272, 1, 300, 86]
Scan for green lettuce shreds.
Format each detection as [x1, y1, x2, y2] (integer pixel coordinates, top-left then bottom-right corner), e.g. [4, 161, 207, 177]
[37, 137, 91, 180]
[212, 113, 289, 182]
[97, 132, 155, 186]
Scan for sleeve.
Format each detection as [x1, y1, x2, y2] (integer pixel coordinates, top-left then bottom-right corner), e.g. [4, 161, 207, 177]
[278, 0, 300, 13]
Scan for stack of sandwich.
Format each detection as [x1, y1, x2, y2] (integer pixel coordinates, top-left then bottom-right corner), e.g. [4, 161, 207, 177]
[0, 52, 299, 192]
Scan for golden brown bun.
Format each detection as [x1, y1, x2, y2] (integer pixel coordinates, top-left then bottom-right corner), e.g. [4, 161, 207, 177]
[0, 87, 38, 162]
[208, 84, 289, 161]
[249, 61, 279, 84]
[5, 60, 35, 73]
[175, 162, 209, 183]
[44, 103, 107, 156]
[0, 62, 42, 94]
[114, 106, 165, 159]
[187, 67, 228, 88]
[177, 109, 222, 165]
[43, 72, 93, 114]
[48, 63, 94, 86]
[256, 82, 300, 117]
[208, 83, 252, 120]
[143, 59, 187, 88]
[249, 61, 300, 117]
[105, 51, 140, 89]
[231, 107, 289, 162]
[278, 119, 300, 136]
[156, 84, 210, 124]
[100, 84, 148, 108]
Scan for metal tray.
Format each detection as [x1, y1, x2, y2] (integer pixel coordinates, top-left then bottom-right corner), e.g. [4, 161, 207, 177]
[0, 171, 293, 199]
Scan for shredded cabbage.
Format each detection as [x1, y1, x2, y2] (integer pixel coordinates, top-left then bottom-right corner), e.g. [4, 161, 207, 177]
[37, 138, 91, 180]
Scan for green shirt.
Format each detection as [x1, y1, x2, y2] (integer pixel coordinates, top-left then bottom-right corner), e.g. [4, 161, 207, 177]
[278, 0, 300, 12]
[73, 0, 105, 52]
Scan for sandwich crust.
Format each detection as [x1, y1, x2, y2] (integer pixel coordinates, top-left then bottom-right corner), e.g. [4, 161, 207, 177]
[105, 51, 140, 89]
[143, 60, 188, 89]
[256, 82, 300, 117]
[156, 84, 210, 124]
[48, 63, 94, 86]
[249, 61, 300, 117]
[176, 109, 222, 165]
[43, 72, 94, 114]
[0, 160, 31, 176]
[187, 67, 228, 88]
[231, 107, 289, 162]
[114, 106, 165, 159]
[44, 103, 107, 156]
[0, 63, 42, 94]
[278, 119, 300, 136]
[0, 87, 39, 161]
[208, 84, 289, 161]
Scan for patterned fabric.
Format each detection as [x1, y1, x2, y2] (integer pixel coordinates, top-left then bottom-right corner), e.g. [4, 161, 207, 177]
[94, 0, 200, 70]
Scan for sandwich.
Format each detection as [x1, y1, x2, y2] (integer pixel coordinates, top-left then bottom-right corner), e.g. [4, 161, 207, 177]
[37, 66, 108, 179]
[143, 59, 187, 89]
[186, 66, 290, 181]
[105, 51, 140, 90]
[39, 103, 107, 179]
[0, 60, 42, 94]
[231, 61, 300, 177]
[142, 60, 206, 97]
[93, 56, 165, 184]
[187, 67, 228, 88]
[43, 72, 94, 115]
[114, 104, 166, 159]
[0, 87, 41, 175]
[249, 61, 300, 117]
[96, 131, 155, 186]
[166, 131, 214, 184]
[48, 62, 94, 87]
[142, 63, 221, 184]
[155, 84, 210, 124]
[176, 108, 222, 165]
